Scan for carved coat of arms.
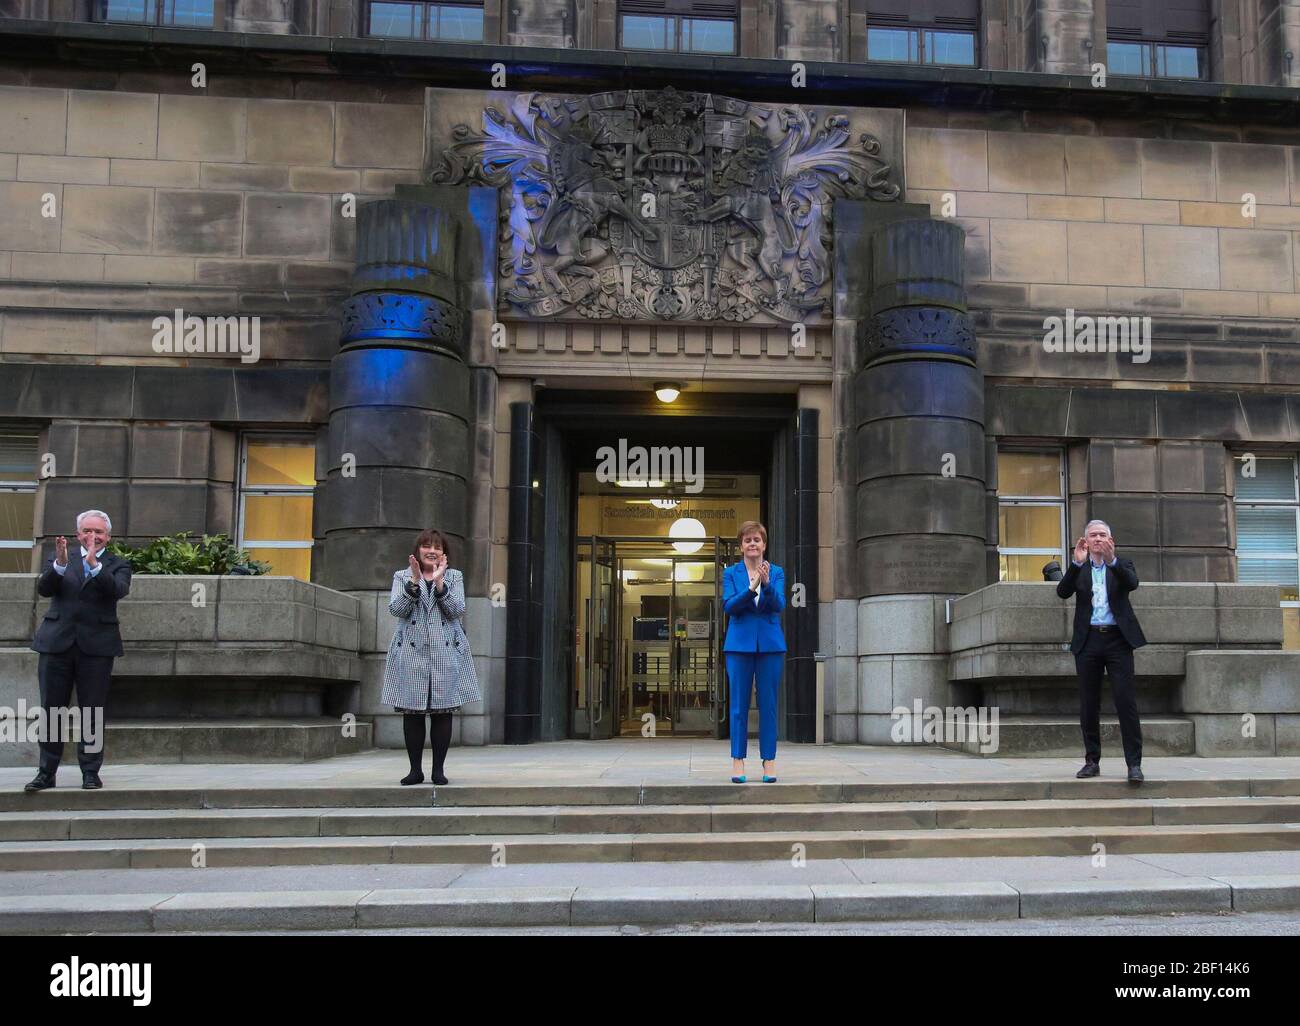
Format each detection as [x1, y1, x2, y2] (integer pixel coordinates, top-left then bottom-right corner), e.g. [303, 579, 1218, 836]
[430, 88, 899, 323]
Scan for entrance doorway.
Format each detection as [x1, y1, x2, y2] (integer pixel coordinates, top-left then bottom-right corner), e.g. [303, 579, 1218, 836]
[575, 535, 739, 739]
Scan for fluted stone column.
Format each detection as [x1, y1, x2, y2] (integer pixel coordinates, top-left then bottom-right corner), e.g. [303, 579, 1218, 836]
[851, 217, 987, 744]
[320, 189, 477, 748]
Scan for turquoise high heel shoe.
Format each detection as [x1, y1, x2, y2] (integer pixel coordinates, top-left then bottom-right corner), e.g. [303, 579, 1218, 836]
[762, 761, 777, 783]
[731, 775, 746, 783]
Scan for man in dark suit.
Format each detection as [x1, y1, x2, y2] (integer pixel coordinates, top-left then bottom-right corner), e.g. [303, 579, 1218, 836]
[24, 510, 132, 792]
[1055, 519, 1148, 784]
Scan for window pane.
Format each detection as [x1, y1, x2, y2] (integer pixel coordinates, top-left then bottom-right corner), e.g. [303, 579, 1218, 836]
[1237, 558, 1298, 590]
[1285, 608, 1300, 650]
[0, 434, 38, 483]
[1108, 41, 1147, 76]
[0, 491, 36, 544]
[245, 443, 315, 487]
[1236, 456, 1297, 501]
[436, 4, 483, 41]
[999, 553, 1059, 582]
[998, 452, 1062, 497]
[160, 0, 214, 26]
[867, 27, 916, 62]
[683, 18, 734, 54]
[246, 547, 312, 581]
[103, 0, 150, 22]
[1237, 506, 1298, 555]
[0, 548, 34, 573]
[1156, 45, 1201, 79]
[926, 30, 976, 66]
[623, 15, 671, 50]
[999, 504, 1064, 550]
[244, 495, 314, 543]
[370, 2, 422, 38]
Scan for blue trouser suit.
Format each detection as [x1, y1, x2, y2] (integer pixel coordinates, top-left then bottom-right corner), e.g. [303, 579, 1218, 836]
[725, 651, 782, 760]
[721, 561, 786, 761]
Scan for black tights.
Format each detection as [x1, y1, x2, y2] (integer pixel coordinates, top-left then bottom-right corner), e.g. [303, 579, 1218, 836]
[403, 712, 453, 776]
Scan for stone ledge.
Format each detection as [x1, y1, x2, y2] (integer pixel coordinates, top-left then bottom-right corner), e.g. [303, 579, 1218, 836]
[5, 877, 1300, 932]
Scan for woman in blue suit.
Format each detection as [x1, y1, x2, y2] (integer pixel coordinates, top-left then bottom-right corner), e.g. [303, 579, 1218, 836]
[721, 520, 785, 783]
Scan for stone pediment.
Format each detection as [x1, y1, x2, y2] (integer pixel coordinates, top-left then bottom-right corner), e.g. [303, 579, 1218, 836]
[427, 87, 903, 325]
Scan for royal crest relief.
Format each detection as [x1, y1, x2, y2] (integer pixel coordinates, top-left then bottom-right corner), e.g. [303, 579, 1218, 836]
[430, 88, 900, 323]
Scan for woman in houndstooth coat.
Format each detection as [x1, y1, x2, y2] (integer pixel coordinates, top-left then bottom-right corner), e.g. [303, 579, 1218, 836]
[381, 528, 481, 786]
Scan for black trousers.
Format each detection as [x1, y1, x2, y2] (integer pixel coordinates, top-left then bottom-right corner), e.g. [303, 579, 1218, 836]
[37, 647, 113, 775]
[1074, 627, 1143, 767]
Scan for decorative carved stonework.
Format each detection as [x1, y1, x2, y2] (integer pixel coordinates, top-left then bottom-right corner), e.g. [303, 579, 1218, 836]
[430, 88, 900, 323]
[864, 307, 976, 365]
[340, 292, 464, 347]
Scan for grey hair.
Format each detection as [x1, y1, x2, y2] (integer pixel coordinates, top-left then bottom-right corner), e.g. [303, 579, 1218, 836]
[1083, 519, 1112, 536]
[76, 509, 112, 533]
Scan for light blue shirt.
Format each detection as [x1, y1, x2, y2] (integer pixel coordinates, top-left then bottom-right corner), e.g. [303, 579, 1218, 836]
[52, 545, 104, 579]
[1073, 557, 1118, 626]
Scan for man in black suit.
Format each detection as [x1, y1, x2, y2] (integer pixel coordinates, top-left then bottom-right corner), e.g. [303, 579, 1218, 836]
[1055, 519, 1148, 785]
[24, 510, 132, 792]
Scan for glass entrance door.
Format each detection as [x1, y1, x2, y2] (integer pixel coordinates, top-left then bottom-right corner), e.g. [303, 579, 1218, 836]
[574, 536, 733, 739]
[583, 537, 618, 740]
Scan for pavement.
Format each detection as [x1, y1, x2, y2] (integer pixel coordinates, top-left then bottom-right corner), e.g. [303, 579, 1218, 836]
[4, 738, 1300, 790]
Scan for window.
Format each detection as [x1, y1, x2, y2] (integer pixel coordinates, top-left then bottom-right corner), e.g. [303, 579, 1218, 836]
[238, 438, 316, 581]
[619, 1, 737, 55]
[866, 26, 976, 66]
[997, 450, 1067, 582]
[368, 1, 484, 41]
[865, 1, 978, 67]
[1106, 40, 1204, 79]
[1107, 0, 1208, 79]
[100, 0, 215, 27]
[0, 434, 38, 574]
[1234, 455, 1299, 650]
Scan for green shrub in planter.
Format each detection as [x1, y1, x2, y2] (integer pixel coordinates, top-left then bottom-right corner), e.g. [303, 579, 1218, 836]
[107, 534, 272, 576]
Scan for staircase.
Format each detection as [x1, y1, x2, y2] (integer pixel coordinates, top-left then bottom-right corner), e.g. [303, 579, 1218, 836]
[4, 777, 1299, 871]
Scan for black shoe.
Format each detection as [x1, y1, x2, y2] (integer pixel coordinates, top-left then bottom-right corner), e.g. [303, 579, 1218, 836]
[23, 772, 55, 793]
[400, 770, 425, 786]
[1127, 765, 1144, 785]
[1076, 761, 1100, 779]
[431, 773, 448, 786]
[81, 772, 102, 790]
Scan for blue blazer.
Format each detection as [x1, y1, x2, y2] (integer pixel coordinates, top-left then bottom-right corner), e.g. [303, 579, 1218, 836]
[721, 560, 786, 653]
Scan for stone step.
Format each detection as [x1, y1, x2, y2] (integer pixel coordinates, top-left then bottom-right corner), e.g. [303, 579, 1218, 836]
[7, 876, 1300, 932]
[7, 776, 1298, 812]
[2, 821, 1298, 870]
[938, 717, 1195, 757]
[4, 796, 1300, 842]
[105, 719, 373, 763]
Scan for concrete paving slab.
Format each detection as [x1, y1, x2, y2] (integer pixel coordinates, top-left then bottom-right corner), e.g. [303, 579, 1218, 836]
[1211, 874, 1300, 911]
[1015, 877, 1233, 917]
[811, 881, 1020, 921]
[0, 892, 172, 934]
[357, 887, 575, 927]
[153, 889, 371, 931]
[570, 885, 815, 925]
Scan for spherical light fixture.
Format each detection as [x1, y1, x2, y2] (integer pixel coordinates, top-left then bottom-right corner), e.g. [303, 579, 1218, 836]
[669, 517, 705, 554]
[654, 381, 683, 403]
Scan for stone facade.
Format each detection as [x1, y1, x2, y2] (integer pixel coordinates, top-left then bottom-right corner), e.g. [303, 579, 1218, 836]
[2, 6, 1299, 751]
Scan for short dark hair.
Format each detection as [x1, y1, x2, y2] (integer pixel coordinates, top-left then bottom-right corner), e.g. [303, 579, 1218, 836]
[412, 529, 452, 563]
